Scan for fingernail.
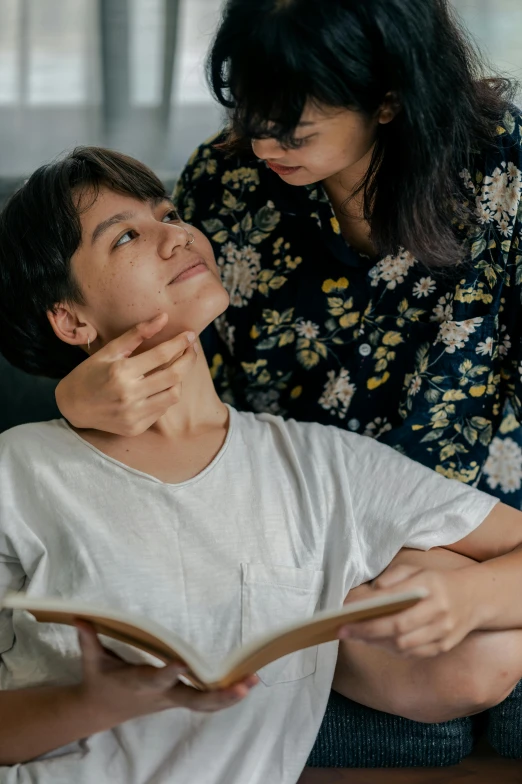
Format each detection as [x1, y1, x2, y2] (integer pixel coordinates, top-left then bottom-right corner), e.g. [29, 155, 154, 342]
[186, 331, 196, 343]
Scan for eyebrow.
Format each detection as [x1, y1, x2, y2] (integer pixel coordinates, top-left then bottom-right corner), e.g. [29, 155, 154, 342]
[90, 197, 172, 246]
[91, 211, 134, 246]
[297, 121, 316, 127]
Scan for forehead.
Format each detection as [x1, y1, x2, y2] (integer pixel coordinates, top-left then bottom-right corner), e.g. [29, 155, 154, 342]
[77, 187, 167, 228]
[76, 186, 136, 217]
[298, 102, 354, 127]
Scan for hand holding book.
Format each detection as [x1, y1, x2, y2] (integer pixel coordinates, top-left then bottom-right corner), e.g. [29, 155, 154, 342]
[75, 620, 258, 724]
[3, 588, 428, 690]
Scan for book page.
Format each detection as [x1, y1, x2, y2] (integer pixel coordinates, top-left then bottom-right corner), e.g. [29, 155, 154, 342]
[3, 588, 427, 690]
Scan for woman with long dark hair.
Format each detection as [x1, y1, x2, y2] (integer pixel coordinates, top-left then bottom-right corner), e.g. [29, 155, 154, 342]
[52, 0, 522, 767]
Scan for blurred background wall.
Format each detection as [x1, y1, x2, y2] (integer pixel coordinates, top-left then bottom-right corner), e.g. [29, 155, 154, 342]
[0, 0, 520, 187]
[0, 0, 521, 430]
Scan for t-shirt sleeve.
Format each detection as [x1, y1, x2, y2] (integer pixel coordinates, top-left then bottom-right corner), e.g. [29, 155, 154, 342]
[335, 429, 499, 584]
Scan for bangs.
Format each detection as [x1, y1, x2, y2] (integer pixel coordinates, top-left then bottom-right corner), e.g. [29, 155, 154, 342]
[208, 0, 377, 146]
[67, 149, 168, 211]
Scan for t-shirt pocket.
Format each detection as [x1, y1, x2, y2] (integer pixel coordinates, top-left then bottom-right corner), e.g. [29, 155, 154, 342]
[240, 562, 324, 686]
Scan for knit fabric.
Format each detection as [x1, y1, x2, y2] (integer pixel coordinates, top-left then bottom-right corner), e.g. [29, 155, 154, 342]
[486, 679, 522, 758]
[308, 691, 473, 767]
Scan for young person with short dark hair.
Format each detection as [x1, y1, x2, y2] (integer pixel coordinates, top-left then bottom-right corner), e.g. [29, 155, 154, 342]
[0, 148, 522, 783]
[53, 2, 522, 762]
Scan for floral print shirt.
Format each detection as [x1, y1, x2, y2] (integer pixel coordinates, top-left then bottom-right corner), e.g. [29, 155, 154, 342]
[174, 108, 522, 508]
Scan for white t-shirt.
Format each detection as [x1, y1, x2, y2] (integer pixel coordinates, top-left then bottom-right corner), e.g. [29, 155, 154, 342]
[0, 406, 497, 784]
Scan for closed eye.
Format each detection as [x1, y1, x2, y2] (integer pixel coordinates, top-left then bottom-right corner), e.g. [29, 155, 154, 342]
[282, 134, 316, 150]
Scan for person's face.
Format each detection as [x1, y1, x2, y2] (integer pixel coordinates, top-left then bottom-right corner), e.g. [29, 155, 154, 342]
[64, 187, 228, 348]
[251, 102, 391, 186]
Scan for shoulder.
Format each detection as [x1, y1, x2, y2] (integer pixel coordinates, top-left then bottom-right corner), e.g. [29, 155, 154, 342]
[0, 419, 71, 465]
[475, 106, 522, 166]
[492, 106, 522, 153]
[234, 408, 358, 461]
[460, 106, 522, 230]
[173, 131, 265, 204]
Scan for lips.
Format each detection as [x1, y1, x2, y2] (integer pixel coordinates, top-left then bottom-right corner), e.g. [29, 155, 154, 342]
[168, 256, 208, 285]
[266, 161, 302, 176]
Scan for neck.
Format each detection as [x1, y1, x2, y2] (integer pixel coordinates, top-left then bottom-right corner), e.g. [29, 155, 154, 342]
[323, 144, 375, 218]
[149, 342, 227, 438]
[322, 145, 377, 256]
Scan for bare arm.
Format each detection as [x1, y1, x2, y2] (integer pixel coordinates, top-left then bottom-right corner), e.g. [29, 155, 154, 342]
[0, 623, 256, 766]
[0, 683, 110, 765]
[340, 502, 522, 656]
[443, 501, 522, 632]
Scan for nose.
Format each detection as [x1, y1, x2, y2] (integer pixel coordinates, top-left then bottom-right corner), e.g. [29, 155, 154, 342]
[251, 137, 285, 161]
[157, 222, 190, 260]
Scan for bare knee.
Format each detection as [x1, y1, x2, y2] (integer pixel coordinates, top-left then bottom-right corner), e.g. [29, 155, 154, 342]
[386, 633, 522, 724]
[390, 676, 512, 724]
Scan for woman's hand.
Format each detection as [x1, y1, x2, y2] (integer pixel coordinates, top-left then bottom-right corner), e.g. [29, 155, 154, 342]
[76, 621, 258, 726]
[339, 564, 479, 658]
[55, 313, 199, 436]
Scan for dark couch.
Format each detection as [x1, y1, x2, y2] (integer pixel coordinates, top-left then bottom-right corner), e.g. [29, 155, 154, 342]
[0, 355, 59, 432]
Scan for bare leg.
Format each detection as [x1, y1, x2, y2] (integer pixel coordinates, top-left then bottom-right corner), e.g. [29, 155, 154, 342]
[333, 548, 522, 723]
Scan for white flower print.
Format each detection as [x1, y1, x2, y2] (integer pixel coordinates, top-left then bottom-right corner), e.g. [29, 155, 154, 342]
[431, 293, 454, 324]
[221, 241, 238, 263]
[295, 319, 320, 339]
[363, 417, 392, 439]
[369, 250, 417, 290]
[459, 168, 476, 195]
[245, 388, 281, 414]
[214, 314, 236, 355]
[319, 368, 356, 420]
[412, 276, 436, 298]
[474, 161, 522, 238]
[218, 243, 261, 307]
[435, 317, 483, 353]
[499, 325, 511, 357]
[476, 337, 494, 356]
[483, 437, 522, 494]
[408, 375, 422, 396]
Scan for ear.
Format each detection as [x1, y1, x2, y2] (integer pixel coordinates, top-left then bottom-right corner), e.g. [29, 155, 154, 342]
[47, 304, 97, 353]
[378, 92, 400, 125]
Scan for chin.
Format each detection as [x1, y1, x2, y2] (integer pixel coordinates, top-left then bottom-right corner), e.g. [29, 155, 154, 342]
[171, 285, 230, 338]
[285, 171, 323, 187]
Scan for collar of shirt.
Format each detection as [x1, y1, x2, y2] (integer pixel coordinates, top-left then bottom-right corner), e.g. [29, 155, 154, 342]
[260, 163, 371, 270]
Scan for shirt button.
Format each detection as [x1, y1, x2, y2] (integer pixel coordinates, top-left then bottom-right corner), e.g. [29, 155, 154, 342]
[359, 343, 372, 357]
[348, 419, 360, 431]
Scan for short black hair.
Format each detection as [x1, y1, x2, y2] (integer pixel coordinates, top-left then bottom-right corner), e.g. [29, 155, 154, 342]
[0, 146, 168, 379]
[208, 0, 516, 267]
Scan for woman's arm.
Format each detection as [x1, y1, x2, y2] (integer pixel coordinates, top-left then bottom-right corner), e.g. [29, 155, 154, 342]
[443, 501, 522, 631]
[340, 502, 522, 656]
[0, 623, 256, 765]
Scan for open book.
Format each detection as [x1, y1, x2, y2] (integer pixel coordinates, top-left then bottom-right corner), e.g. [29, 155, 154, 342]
[3, 588, 428, 691]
